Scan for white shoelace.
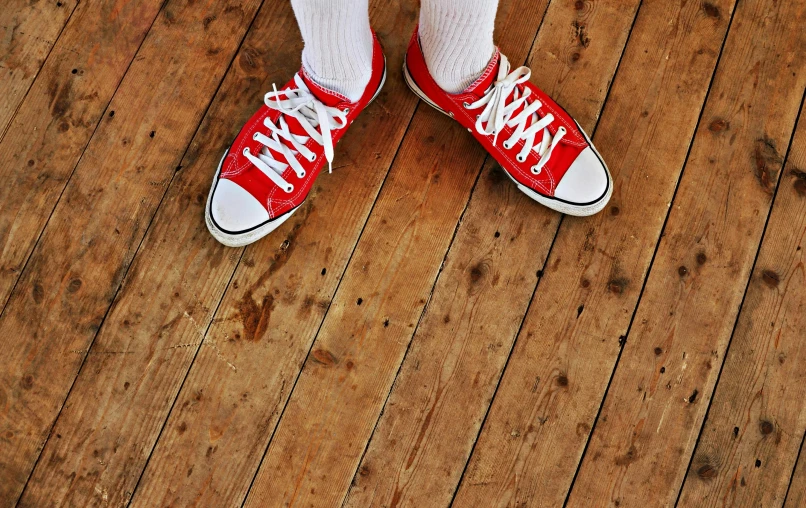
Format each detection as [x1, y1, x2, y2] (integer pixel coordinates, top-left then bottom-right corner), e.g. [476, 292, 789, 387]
[464, 54, 566, 175]
[242, 74, 348, 193]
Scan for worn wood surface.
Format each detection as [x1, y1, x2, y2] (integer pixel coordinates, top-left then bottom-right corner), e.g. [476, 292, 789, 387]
[128, 0, 423, 505]
[0, 0, 76, 137]
[343, 1, 639, 506]
[0, 0, 262, 503]
[3, 0, 806, 505]
[676, 99, 806, 508]
[453, 0, 737, 505]
[567, 0, 806, 504]
[0, 0, 164, 330]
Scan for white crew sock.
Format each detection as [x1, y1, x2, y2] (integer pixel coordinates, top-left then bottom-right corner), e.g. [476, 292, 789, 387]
[419, 0, 499, 93]
[291, 0, 374, 102]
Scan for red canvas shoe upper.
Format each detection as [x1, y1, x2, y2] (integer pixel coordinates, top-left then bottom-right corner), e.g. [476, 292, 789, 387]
[404, 29, 609, 209]
[209, 32, 385, 234]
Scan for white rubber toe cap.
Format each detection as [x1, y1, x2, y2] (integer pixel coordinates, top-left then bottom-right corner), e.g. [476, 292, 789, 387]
[210, 179, 270, 233]
[553, 146, 609, 205]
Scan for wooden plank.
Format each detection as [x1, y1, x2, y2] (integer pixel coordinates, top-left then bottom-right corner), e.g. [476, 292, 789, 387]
[566, 0, 806, 505]
[124, 0, 425, 504]
[172, 2, 545, 505]
[0, 0, 264, 503]
[18, 0, 422, 505]
[676, 98, 806, 507]
[452, 0, 738, 505]
[342, 1, 640, 506]
[0, 0, 165, 333]
[0, 0, 77, 137]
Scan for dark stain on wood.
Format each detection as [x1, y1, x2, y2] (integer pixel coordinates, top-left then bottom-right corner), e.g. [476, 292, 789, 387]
[760, 420, 774, 435]
[753, 137, 782, 193]
[689, 389, 699, 403]
[702, 2, 721, 18]
[697, 463, 717, 479]
[696, 252, 707, 265]
[614, 445, 638, 466]
[709, 118, 728, 132]
[237, 292, 275, 342]
[608, 277, 629, 294]
[762, 270, 780, 287]
[792, 168, 806, 196]
[310, 349, 337, 367]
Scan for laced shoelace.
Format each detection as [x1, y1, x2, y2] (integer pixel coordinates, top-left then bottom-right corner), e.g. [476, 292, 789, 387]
[463, 54, 566, 176]
[242, 74, 348, 193]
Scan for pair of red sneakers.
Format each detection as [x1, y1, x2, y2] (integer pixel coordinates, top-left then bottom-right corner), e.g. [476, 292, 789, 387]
[206, 29, 612, 247]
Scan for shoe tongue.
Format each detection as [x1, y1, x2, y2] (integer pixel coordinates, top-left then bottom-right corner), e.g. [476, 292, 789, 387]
[462, 50, 501, 96]
[299, 68, 348, 107]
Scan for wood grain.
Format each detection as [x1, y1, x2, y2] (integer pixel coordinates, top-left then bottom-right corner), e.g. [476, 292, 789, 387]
[236, 2, 550, 506]
[675, 103, 806, 507]
[567, 0, 806, 504]
[0, 0, 263, 503]
[452, 0, 738, 505]
[342, 1, 640, 506]
[126, 0, 423, 505]
[0, 0, 164, 332]
[0, 0, 76, 137]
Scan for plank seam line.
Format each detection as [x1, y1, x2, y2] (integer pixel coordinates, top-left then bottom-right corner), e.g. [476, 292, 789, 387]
[554, 0, 741, 503]
[678, 86, 806, 507]
[238, 100, 425, 508]
[13, 0, 257, 503]
[0, 0, 80, 143]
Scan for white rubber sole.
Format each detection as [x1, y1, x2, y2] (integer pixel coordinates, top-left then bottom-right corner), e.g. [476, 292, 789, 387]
[403, 58, 613, 217]
[206, 63, 388, 248]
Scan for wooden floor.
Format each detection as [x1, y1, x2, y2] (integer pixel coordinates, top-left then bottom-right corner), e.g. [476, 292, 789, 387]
[2, 0, 806, 505]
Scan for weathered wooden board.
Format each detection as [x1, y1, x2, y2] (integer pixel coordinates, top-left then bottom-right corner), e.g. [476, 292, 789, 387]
[126, 0, 424, 505]
[675, 101, 806, 506]
[0, 0, 263, 503]
[342, 1, 640, 506]
[0, 0, 77, 137]
[452, 0, 738, 505]
[232, 2, 549, 506]
[0, 0, 164, 328]
[567, 0, 806, 504]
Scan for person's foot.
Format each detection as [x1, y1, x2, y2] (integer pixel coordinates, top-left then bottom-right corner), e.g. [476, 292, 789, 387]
[403, 29, 612, 216]
[206, 33, 386, 247]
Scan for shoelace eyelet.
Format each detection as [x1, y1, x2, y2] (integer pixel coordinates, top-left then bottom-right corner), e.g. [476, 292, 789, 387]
[343, 108, 350, 114]
[531, 166, 541, 175]
[243, 147, 250, 155]
[516, 154, 526, 163]
[285, 184, 294, 193]
[253, 133, 259, 140]
[462, 101, 470, 108]
[503, 141, 512, 149]
[298, 170, 306, 178]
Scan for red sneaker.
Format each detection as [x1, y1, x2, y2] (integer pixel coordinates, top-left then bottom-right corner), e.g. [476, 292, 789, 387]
[206, 33, 386, 247]
[403, 29, 612, 216]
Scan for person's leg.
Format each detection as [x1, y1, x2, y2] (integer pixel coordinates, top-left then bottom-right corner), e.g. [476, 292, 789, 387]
[418, 0, 498, 93]
[291, 0, 374, 102]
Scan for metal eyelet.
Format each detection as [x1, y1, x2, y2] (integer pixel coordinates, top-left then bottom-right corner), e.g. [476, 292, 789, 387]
[308, 154, 316, 162]
[558, 127, 566, 134]
[285, 184, 294, 193]
[503, 141, 511, 149]
[298, 170, 306, 178]
[243, 147, 250, 155]
[531, 166, 541, 175]
[343, 108, 350, 114]
[516, 154, 526, 162]
[253, 133, 259, 140]
[462, 101, 470, 108]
